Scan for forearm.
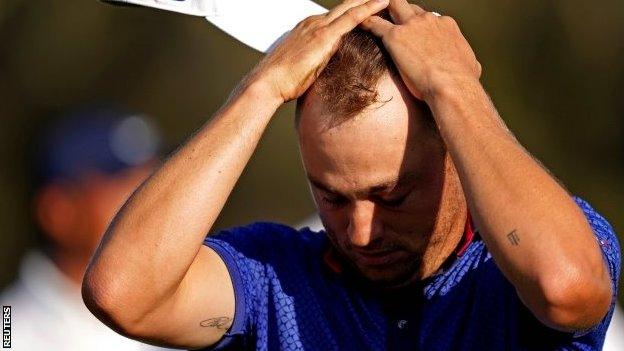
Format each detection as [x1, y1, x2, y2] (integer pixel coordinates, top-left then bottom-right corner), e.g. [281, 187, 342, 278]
[82, 0, 393, 341]
[83, 80, 281, 321]
[426, 77, 611, 330]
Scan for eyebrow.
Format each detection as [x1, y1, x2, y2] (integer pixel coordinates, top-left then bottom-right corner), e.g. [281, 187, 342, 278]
[308, 171, 419, 196]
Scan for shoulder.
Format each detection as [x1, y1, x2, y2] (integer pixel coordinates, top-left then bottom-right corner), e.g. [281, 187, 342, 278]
[573, 196, 618, 239]
[202, 221, 327, 293]
[204, 221, 326, 261]
[200, 223, 328, 349]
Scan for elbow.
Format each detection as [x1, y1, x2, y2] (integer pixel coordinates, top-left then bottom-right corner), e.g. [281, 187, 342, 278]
[526, 268, 612, 332]
[81, 266, 149, 339]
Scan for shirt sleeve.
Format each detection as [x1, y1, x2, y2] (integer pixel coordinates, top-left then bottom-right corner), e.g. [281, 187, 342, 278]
[199, 222, 313, 350]
[574, 197, 621, 299]
[571, 196, 622, 339]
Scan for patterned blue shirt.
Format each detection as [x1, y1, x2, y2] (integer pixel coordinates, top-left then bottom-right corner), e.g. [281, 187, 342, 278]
[202, 197, 621, 350]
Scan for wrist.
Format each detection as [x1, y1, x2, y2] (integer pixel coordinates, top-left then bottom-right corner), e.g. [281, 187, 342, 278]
[235, 75, 285, 110]
[423, 74, 483, 106]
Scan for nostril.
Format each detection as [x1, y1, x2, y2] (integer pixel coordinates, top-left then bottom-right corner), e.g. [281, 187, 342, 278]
[347, 200, 381, 247]
[348, 220, 380, 248]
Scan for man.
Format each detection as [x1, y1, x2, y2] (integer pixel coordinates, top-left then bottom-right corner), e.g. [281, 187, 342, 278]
[0, 107, 173, 350]
[82, 0, 621, 350]
[306, 209, 624, 350]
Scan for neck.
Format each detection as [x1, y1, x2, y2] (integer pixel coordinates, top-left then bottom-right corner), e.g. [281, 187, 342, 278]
[419, 206, 468, 280]
[416, 154, 468, 281]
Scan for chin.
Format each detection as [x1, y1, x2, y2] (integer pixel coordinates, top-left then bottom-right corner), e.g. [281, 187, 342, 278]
[358, 265, 420, 289]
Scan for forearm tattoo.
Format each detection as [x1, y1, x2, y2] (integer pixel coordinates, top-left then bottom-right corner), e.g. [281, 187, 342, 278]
[507, 229, 520, 246]
[200, 317, 232, 330]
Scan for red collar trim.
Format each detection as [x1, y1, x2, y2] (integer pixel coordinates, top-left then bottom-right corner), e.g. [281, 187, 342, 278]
[323, 245, 344, 274]
[322, 210, 476, 274]
[454, 211, 475, 257]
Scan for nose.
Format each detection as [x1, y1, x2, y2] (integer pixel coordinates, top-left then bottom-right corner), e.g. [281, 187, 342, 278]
[347, 200, 382, 248]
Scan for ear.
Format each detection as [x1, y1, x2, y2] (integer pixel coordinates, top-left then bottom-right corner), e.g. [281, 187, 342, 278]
[34, 184, 78, 245]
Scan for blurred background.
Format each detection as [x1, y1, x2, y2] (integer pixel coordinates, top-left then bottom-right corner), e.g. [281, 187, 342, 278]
[0, 0, 622, 349]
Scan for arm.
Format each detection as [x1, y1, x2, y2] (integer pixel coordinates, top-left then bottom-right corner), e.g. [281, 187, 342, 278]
[364, 0, 612, 332]
[427, 76, 612, 332]
[83, 82, 281, 349]
[81, 0, 390, 348]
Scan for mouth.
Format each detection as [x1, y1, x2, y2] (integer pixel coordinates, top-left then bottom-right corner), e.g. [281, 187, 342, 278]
[355, 250, 404, 268]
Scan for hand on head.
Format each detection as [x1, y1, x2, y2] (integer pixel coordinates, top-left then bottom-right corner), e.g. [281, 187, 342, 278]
[246, 0, 390, 104]
[361, 0, 482, 101]
[247, 0, 480, 105]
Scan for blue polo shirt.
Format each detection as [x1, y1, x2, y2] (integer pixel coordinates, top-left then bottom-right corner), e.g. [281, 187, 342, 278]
[202, 197, 620, 350]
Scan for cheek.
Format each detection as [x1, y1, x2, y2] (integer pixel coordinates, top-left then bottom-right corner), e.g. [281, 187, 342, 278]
[384, 185, 446, 247]
[315, 206, 354, 253]
[382, 210, 434, 251]
[311, 189, 346, 225]
[317, 207, 347, 235]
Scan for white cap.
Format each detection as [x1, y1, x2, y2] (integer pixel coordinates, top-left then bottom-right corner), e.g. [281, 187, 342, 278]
[102, 0, 328, 53]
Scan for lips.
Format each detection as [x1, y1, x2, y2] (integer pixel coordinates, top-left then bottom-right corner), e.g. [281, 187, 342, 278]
[355, 250, 403, 267]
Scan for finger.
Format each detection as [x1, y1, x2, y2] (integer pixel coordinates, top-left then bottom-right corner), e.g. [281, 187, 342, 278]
[360, 15, 394, 38]
[388, 0, 415, 23]
[328, 0, 390, 34]
[325, 0, 370, 23]
[409, 2, 426, 14]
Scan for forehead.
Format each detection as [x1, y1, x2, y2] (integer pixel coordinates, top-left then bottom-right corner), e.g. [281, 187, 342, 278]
[298, 74, 439, 192]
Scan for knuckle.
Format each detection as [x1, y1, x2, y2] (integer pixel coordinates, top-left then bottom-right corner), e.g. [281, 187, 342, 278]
[301, 15, 315, 24]
[346, 6, 366, 22]
[295, 18, 310, 29]
[441, 15, 458, 27]
[312, 27, 329, 40]
[423, 12, 437, 20]
[300, 14, 321, 27]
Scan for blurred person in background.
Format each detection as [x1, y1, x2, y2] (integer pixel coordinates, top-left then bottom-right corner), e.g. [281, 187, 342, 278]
[0, 106, 173, 350]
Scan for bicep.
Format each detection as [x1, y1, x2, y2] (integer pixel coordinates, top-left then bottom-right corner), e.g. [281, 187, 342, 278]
[136, 246, 235, 349]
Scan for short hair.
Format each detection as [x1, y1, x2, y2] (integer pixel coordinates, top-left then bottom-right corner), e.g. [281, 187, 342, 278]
[295, 13, 434, 130]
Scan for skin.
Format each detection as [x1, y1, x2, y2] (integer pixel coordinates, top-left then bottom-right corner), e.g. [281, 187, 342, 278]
[81, 0, 613, 349]
[299, 73, 466, 287]
[363, 1, 611, 330]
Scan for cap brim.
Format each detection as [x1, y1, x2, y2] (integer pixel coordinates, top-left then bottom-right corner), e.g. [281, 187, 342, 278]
[101, 0, 210, 16]
[101, 0, 327, 53]
[206, 0, 327, 53]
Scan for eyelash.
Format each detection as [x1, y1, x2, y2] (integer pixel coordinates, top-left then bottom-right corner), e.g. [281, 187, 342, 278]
[378, 194, 409, 208]
[321, 194, 409, 208]
[322, 195, 348, 208]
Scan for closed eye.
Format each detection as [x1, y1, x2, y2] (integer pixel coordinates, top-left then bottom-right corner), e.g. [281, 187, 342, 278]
[376, 193, 409, 208]
[321, 194, 348, 208]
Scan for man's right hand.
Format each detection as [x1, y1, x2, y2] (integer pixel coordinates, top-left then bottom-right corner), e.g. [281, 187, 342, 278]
[247, 0, 390, 104]
[81, 1, 389, 349]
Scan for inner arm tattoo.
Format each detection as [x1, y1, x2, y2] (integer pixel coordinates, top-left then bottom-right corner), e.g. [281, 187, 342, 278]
[507, 229, 520, 246]
[200, 317, 232, 330]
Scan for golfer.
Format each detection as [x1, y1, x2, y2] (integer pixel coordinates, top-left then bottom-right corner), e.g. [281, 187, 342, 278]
[83, 0, 620, 349]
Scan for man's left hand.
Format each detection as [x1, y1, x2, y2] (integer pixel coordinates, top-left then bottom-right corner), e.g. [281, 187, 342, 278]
[361, 0, 481, 101]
